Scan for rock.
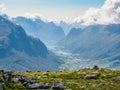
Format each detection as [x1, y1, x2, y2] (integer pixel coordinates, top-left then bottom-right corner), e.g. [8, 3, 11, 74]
[0, 83, 4, 90]
[43, 83, 52, 89]
[3, 71, 13, 82]
[52, 82, 66, 90]
[18, 77, 26, 84]
[28, 83, 51, 89]
[37, 70, 41, 72]
[18, 76, 66, 89]
[85, 74, 98, 80]
[18, 76, 52, 89]
[47, 71, 51, 72]
[93, 65, 99, 70]
[0, 87, 3, 90]
[0, 78, 4, 83]
[115, 76, 120, 81]
[28, 83, 43, 89]
[18, 76, 36, 86]
[26, 70, 32, 73]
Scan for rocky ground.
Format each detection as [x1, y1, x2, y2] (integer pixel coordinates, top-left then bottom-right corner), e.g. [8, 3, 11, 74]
[0, 66, 120, 90]
[0, 70, 66, 90]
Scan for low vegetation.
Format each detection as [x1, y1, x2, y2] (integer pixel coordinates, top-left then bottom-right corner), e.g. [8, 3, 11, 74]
[0, 68, 120, 90]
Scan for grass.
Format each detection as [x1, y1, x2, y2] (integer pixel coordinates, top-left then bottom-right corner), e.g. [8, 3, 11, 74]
[3, 82, 27, 90]
[11, 69, 120, 90]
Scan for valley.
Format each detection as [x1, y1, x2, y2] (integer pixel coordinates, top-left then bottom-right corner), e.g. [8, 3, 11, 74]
[48, 45, 120, 71]
[48, 45, 94, 70]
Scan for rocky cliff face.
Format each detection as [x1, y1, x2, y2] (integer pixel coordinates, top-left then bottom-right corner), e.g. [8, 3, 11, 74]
[0, 16, 63, 71]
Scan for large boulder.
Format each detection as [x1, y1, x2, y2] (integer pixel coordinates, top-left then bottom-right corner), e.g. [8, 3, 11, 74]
[52, 82, 66, 90]
[28, 83, 51, 89]
[18, 76, 51, 89]
[3, 71, 13, 82]
[18, 76, 36, 86]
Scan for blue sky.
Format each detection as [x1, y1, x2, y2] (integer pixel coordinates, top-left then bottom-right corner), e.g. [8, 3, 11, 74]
[0, 0, 105, 21]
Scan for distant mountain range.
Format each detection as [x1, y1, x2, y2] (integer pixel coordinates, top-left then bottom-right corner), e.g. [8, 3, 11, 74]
[1, 14, 120, 70]
[13, 16, 65, 45]
[0, 16, 63, 71]
[58, 21, 85, 35]
[59, 24, 120, 69]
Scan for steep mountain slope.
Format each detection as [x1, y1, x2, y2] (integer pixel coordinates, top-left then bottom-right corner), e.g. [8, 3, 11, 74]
[13, 17, 65, 45]
[0, 16, 63, 71]
[59, 28, 83, 45]
[59, 24, 120, 68]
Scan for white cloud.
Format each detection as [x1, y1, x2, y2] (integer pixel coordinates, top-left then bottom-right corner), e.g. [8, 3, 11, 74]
[24, 12, 49, 22]
[24, 12, 43, 19]
[75, 0, 120, 25]
[0, 4, 7, 14]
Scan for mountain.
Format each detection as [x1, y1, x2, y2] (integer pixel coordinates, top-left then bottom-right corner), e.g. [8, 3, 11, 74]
[64, 28, 83, 39]
[0, 16, 63, 71]
[59, 21, 85, 35]
[59, 24, 120, 69]
[59, 21, 73, 35]
[59, 28, 83, 47]
[13, 16, 65, 45]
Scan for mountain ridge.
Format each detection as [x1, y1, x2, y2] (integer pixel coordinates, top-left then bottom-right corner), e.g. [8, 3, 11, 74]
[0, 16, 63, 71]
[59, 24, 120, 69]
[13, 16, 65, 45]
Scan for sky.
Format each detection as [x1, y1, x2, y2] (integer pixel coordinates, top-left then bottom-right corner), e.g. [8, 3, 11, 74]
[0, 0, 105, 21]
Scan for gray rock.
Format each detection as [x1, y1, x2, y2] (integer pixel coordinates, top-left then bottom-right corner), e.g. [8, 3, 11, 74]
[18, 76, 36, 86]
[93, 65, 99, 70]
[18, 76, 66, 89]
[3, 71, 13, 82]
[18, 77, 27, 84]
[18, 76, 52, 89]
[52, 82, 66, 90]
[0, 83, 4, 90]
[85, 74, 98, 80]
[28, 83, 51, 89]
[115, 76, 120, 81]
[0, 87, 3, 90]
[0, 78, 4, 83]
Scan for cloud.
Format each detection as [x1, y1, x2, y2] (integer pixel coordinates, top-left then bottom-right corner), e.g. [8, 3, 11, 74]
[24, 12, 43, 19]
[24, 12, 49, 22]
[75, 0, 120, 25]
[0, 4, 7, 14]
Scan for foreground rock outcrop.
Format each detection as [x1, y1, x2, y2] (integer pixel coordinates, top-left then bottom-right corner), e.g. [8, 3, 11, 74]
[0, 70, 66, 90]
